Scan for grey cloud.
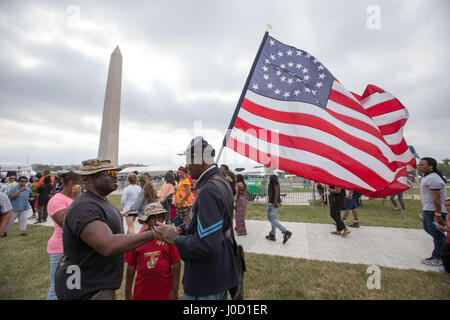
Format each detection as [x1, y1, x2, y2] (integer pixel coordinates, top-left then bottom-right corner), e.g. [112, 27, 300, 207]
[0, 0, 449, 164]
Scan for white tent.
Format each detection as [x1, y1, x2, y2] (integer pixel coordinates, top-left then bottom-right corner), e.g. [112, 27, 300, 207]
[0, 163, 33, 178]
[241, 166, 284, 178]
[119, 165, 178, 175]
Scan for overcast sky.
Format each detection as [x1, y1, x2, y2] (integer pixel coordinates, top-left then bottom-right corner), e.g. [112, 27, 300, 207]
[0, 0, 449, 170]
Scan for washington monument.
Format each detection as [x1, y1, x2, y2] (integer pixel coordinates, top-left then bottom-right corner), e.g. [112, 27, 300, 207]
[98, 46, 122, 167]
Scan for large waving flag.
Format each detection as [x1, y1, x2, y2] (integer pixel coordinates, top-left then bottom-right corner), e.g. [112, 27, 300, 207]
[223, 32, 416, 198]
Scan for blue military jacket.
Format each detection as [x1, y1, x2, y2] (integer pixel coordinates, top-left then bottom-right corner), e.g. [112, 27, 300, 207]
[174, 165, 239, 297]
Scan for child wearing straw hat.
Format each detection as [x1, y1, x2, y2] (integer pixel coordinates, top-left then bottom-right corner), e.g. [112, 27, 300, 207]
[124, 202, 181, 300]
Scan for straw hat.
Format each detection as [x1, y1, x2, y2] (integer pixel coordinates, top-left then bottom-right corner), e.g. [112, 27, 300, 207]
[75, 158, 122, 176]
[138, 202, 168, 223]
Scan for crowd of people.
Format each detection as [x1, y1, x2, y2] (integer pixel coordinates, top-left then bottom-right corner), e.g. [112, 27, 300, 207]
[316, 183, 406, 234]
[1, 147, 448, 300]
[314, 156, 449, 272]
[53, 136, 244, 300]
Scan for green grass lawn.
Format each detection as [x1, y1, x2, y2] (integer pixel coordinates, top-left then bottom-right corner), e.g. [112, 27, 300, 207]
[1, 197, 449, 300]
[1, 224, 449, 300]
[245, 199, 424, 229]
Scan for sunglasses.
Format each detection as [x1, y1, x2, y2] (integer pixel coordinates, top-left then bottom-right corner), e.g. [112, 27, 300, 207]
[99, 170, 117, 178]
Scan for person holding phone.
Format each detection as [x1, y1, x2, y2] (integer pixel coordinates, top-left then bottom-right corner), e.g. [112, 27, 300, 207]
[5, 176, 33, 236]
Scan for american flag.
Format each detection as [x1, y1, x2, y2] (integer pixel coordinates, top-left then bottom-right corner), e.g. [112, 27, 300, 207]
[224, 33, 416, 197]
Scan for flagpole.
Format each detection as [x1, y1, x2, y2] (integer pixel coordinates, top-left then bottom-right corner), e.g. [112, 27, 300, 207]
[215, 31, 269, 165]
[215, 145, 225, 166]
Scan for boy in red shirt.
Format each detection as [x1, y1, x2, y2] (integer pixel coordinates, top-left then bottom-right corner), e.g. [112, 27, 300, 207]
[125, 202, 181, 300]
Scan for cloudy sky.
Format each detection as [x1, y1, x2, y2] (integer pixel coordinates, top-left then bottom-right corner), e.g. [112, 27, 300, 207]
[0, 0, 449, 170]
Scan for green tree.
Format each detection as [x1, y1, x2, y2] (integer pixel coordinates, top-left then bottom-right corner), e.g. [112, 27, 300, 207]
[438, 160, 450, 178]
[32, 164, 50, 172]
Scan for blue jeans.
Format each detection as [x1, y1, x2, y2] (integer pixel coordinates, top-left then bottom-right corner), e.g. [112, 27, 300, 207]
[390, 192, 405, 210]
[267, 203, 287, 236]
[422, 211, 447, 259]
[184, 290, 227, 300]
[46, 253, 64, 300]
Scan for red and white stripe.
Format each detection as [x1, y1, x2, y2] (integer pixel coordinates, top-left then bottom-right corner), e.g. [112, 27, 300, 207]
[226, 80, 416, 198]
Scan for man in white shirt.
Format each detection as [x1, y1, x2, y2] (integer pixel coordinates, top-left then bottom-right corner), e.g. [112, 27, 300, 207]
[418, 157, 448, 266]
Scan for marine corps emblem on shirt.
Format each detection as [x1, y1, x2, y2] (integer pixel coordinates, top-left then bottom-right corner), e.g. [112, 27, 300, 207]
[59, 256, 67, 267]
[144, 251, 161, 269]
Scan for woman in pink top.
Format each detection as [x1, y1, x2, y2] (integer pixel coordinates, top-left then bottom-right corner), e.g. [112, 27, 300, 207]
[46, 171, 83, 300]
[159, 172, 176, 201]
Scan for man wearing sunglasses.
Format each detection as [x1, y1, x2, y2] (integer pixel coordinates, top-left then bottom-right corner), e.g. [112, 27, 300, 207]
[55, 158, 159, 300]
[5, 176, 33, 237]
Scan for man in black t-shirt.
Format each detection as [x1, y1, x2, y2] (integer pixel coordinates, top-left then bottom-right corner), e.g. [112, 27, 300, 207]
[266, 174, 292, 244]
[54, 158, 159, 300]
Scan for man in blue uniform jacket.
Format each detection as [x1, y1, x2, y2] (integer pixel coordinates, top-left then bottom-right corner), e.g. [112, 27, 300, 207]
[155, 136, 239, 300]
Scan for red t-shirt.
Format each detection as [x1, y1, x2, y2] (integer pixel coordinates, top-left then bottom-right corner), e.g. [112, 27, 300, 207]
[125, 235, 180, 300]
[447, 220, 450, 244]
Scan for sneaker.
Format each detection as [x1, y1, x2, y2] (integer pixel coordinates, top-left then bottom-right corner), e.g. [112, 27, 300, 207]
[20, 233, 29, 237]
[265, 234, 276, 241]
[422, 257, 442, 266]
[0, 232, 7, 238]
[401, 209, 406, 213]
[392, 208, 400, 212]
[348, 222, 360, 228]
[34, 219, 42, 224]
[283, 231, 292, 244]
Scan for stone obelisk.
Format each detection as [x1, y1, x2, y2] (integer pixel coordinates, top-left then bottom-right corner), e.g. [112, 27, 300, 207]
[98, 46, 122, 167]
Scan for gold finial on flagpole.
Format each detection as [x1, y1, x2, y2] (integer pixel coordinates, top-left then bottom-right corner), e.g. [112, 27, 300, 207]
[266, 23, 272, 32]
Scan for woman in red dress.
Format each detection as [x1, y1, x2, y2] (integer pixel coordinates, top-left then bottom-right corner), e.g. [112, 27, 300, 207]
[234, 174, 248, 236]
